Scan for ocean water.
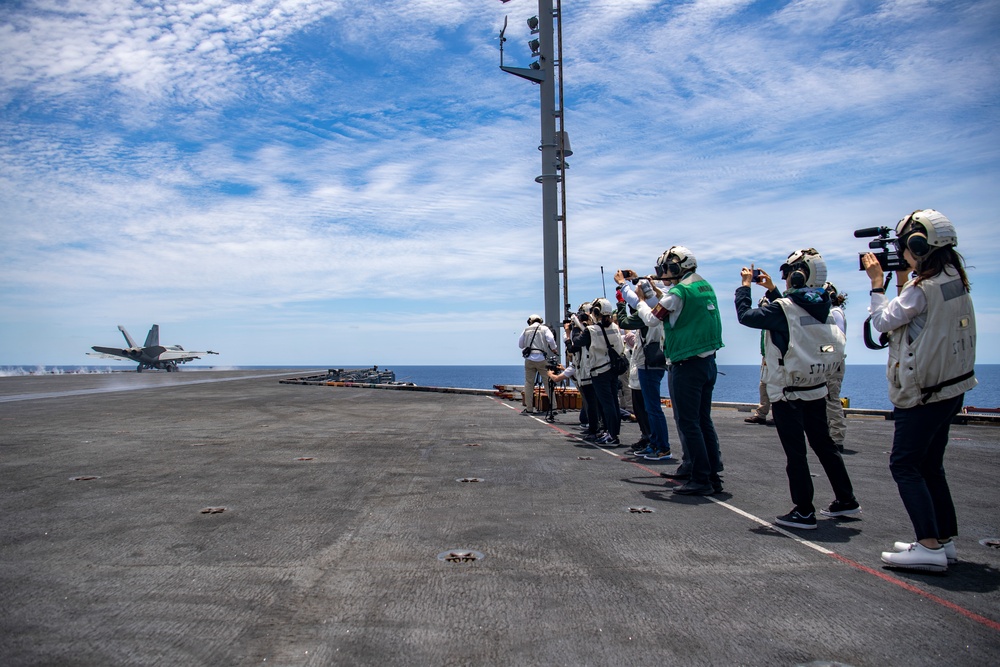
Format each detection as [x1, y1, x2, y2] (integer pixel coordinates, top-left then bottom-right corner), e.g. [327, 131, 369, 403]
[386, 365, 1000, 411]
[3, 364, 998, 411]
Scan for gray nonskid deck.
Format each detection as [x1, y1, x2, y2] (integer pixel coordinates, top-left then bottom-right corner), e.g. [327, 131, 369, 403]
[1, 371, 998, 666]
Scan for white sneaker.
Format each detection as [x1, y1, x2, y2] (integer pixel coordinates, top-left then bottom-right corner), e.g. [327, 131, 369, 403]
[894, 540, 957, 564]
[881, 542, 948, 572]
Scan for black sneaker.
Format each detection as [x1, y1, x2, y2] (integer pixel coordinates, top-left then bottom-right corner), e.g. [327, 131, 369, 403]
[775, 509, 817, 530]
[673, 481, 714, 496]
[819, 499, 861, 517]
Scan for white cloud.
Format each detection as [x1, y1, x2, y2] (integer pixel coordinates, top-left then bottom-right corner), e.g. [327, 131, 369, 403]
[1, 0, 999, 366]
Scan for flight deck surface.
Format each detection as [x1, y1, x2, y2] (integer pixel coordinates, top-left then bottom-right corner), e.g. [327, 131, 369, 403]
[1, 370, 998, 666]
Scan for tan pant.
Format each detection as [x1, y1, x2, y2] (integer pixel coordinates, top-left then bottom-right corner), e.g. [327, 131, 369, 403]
[524, 359, 552, 412]
[753, 380, 771, 418]
[826, 372, 847, 446]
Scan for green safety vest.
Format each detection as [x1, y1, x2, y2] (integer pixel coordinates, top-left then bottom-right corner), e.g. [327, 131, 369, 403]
[662, 273, 724, 363]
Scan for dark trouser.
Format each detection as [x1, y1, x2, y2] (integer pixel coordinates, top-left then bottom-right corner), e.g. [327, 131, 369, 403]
[670, 355, 721, 485]
[667, 368, 690, 473]
[579, 383, 600, 434]
[631, 388, 649, 438]
[890, 394, 963, 541]
[639, 367, 670, 452]
[771, 397, 855, 514]
[591, 370, 621, 438]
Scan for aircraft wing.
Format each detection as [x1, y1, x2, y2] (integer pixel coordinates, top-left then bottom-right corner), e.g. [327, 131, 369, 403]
[87, 351, 130, 360]
[89, 346, 136, 361]
[157, 350, 217, 363]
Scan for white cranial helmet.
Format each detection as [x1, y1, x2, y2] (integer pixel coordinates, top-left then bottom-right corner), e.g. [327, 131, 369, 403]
[656, 245, 697, 277]
[527, 314, 543, 324]
[781, 248, 827, 288]
[895, 209, 957, 256]
[592, 298, 614, 316]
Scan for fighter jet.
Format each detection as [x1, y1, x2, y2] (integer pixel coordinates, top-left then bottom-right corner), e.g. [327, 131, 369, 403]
[88, 325, 219, 372]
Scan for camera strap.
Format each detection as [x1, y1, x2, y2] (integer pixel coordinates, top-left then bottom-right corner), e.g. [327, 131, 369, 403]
[862, 316, 889, 350]
[525, 327, 539, 351]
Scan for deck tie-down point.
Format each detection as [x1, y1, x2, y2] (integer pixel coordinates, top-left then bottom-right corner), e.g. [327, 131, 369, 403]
[438, 550, 484, 563]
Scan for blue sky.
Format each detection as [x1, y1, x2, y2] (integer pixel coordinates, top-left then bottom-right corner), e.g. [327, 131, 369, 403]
[1, 0, 998, 368]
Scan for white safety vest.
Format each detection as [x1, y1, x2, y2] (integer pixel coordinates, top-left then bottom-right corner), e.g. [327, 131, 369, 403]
[763, 298, 846, 403]
[587, 323, 624, 376]
[887, 269, 977, 408]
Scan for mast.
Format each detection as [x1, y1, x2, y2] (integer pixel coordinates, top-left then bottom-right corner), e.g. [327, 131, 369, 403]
[499, 0, 570, 352]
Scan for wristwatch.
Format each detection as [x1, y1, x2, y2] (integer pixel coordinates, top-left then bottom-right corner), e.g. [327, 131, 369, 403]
[869, 287, 885, 295]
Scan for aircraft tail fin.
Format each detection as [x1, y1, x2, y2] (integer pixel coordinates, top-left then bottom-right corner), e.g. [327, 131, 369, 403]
[144, 325, 160, 348]
[118, 325, 139, 349]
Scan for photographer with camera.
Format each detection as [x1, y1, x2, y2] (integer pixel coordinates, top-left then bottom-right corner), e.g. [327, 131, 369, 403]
[862, 209, 976, 573]
[563, 302, 600, 430]
[636, 246, 724, 495]
[735, 249, 860, 530]
[566, 298, 625, 446]
[518, 314, 558, 415]
[614, 269, 672, 460]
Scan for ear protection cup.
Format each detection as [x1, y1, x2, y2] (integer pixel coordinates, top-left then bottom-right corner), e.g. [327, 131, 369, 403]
[789, 270, 807, 289]
[906, 232, 930, 257]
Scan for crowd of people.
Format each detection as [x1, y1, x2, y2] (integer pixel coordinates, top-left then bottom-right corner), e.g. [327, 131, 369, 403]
[517, 209, 976, 573]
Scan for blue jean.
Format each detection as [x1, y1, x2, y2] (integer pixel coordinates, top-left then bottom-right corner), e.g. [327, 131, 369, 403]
[638, 368, 670, 452]
[669, 355, 721, 485]
[890, 394, 964, 541]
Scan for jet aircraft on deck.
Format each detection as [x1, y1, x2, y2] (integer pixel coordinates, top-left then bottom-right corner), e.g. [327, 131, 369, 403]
[88, 325, 218, 372]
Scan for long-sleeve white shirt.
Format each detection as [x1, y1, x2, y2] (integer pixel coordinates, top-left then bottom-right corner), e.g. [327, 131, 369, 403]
[869, 286, 928, 339]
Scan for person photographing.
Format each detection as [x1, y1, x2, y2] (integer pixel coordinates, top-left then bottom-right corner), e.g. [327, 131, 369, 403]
[863, 209, 977, 573]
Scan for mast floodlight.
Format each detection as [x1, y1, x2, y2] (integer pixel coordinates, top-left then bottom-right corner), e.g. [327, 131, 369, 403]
[529, 38, 541, 56]
[556, 130, 572, 157]
[527, 16, 539, 32]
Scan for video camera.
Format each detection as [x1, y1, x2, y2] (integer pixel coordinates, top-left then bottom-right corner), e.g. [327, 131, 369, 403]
[545, 355, 561, 371]
[854, 225, 909, 272]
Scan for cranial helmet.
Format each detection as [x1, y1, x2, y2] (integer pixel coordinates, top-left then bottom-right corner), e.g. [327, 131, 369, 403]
[527, 314, 543, 324]
[823, 282, 838, 297]
[592, 298, 614, 316]
[780, 248, 827, 289]
[895, 209, 957, 258]
[656, 245, 697, 278]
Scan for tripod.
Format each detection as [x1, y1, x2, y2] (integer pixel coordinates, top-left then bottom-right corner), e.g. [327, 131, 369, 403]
[534, 371, 565, 423]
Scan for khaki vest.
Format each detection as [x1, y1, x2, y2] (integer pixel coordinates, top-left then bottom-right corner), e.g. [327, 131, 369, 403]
[763, 298, 845, 402]
[587, 323, 624, 375]
[887, 269, 976, 408]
